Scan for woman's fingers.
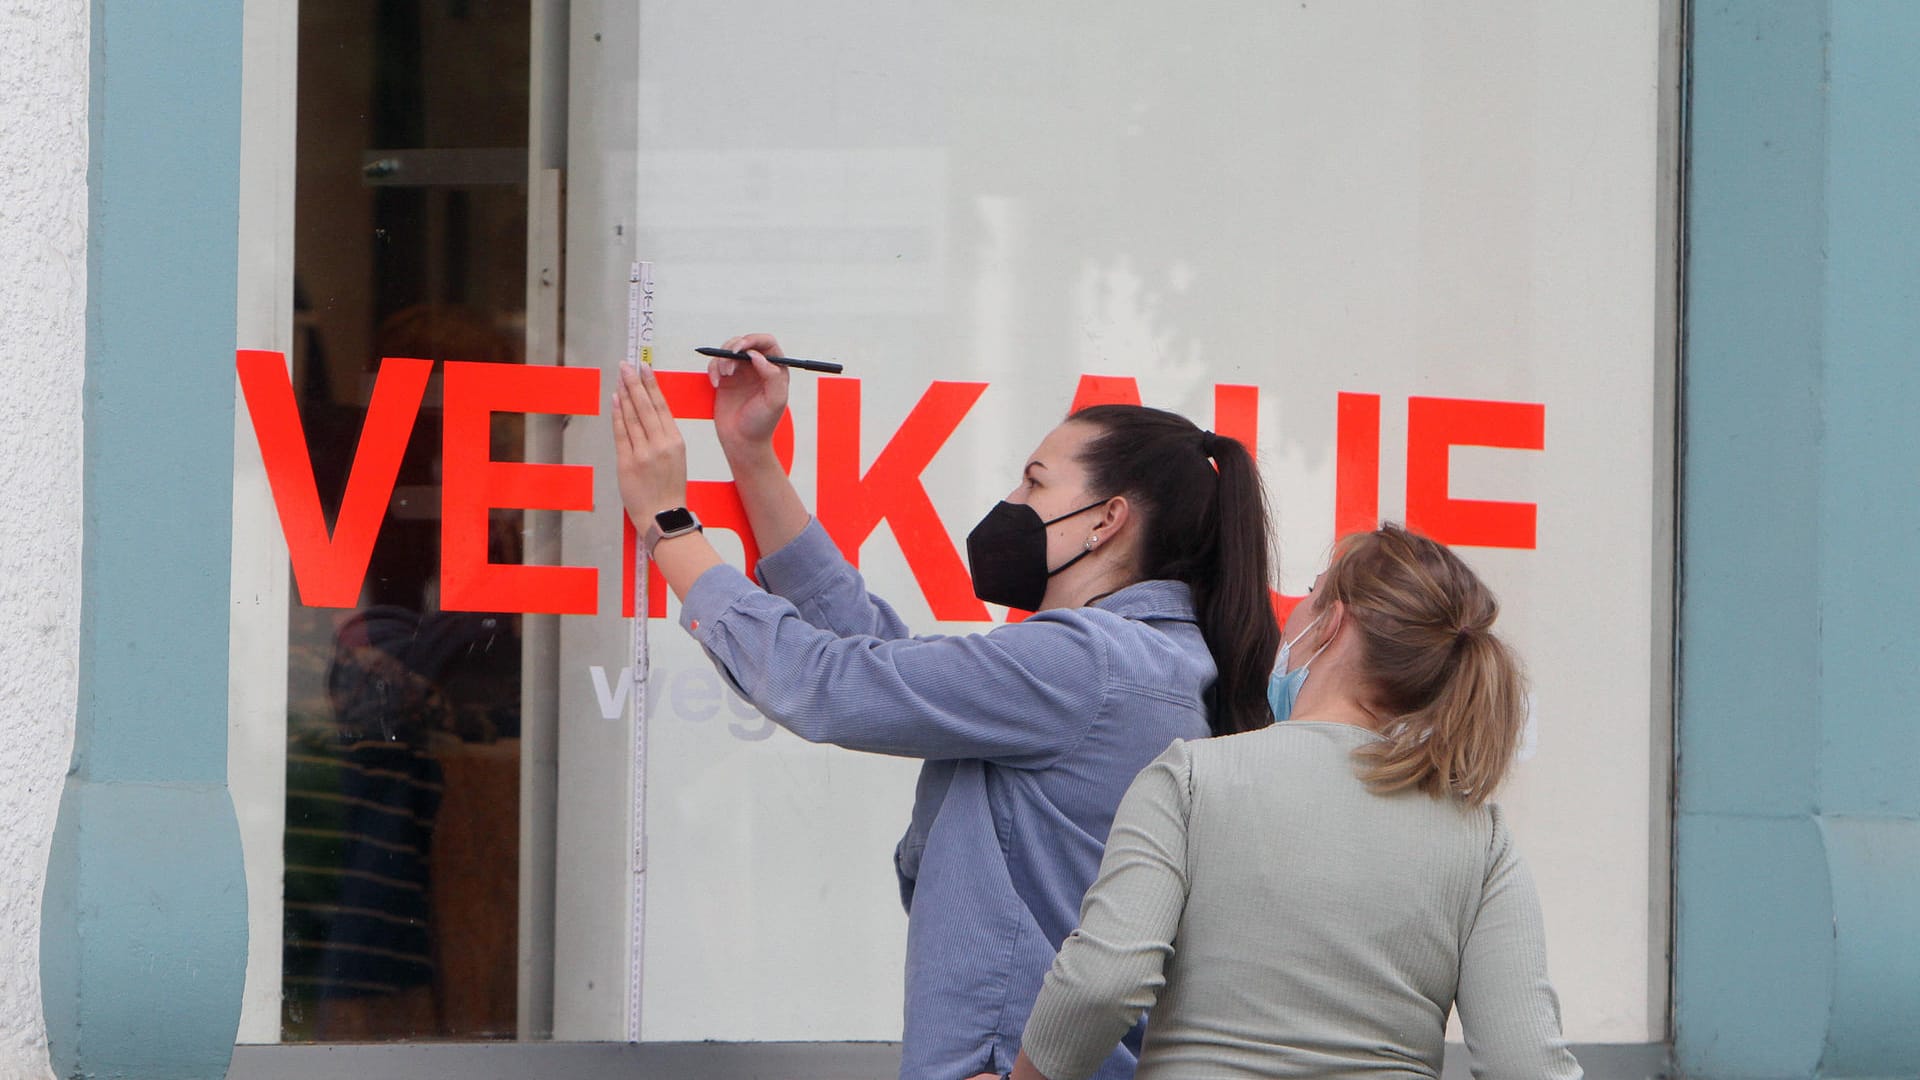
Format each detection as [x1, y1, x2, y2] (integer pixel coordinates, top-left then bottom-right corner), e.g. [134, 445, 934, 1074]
[612, 363, 689, 522]
[619, 363, 657, 440]
[616, 376, 651, 449]
[611, 388, 633, 455]
[621, 361, 684, 451]
[736, 332, 780, 351]
[638, 355, 675, 419]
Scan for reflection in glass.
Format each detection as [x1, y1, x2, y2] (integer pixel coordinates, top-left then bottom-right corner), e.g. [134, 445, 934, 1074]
[280, 0, 530, 1042]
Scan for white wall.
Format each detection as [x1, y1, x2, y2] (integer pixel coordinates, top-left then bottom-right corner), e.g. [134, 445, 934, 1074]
[0, 1, 88, 1078]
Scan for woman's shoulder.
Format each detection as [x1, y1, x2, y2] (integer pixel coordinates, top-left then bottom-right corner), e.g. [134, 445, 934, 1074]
[1183, 723, 1497, 818]
[1189, 720, 1385, 760]
[1018, 580, 1197, 633]
[1016, 584, 1210, 668]
[1481, 799, 1519, 858]
[1176, 722, 1358, 789]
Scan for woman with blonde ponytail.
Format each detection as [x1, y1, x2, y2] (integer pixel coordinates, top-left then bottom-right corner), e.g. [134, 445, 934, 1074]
[1013, 524, 1581, 1080]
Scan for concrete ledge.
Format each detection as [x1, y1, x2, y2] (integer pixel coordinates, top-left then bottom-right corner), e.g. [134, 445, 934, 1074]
[231, 1040, 1671, 1079]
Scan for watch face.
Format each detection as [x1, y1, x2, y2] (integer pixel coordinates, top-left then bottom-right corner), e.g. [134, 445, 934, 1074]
[653, 507, 697, 533]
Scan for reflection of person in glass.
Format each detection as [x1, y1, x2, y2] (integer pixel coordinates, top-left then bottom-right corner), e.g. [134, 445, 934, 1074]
[286, 603, 522, 1039]
[611, 334, 1280, 1080]
[289, 607, 448, 1038]
[281, 303, 525, 1038]
[1012, 526, 1579, 1080]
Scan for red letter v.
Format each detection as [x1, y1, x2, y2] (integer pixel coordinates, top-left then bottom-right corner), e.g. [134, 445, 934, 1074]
[236, 350, 431, 607]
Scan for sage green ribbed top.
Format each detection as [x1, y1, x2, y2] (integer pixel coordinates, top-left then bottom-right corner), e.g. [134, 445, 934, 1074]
[1021, 722, 1582, 1080]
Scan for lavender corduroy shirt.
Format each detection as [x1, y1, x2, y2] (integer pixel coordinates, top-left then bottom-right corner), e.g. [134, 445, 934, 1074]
[678, 519, 1215, 1080]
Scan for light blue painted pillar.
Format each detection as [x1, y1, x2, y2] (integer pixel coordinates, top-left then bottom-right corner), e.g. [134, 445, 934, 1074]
[1678, 2, 1920, 1077]
[39, 1, 248, 1077]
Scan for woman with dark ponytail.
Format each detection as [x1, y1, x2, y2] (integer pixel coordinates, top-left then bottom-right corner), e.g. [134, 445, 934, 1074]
[610, 334, 1277, 1080]
[1015, 525, 1580, 1080]
[1069, 406, 1279, 736]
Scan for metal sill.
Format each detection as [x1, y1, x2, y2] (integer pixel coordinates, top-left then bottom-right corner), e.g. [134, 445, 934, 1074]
[232, 1040, 1671, 1079]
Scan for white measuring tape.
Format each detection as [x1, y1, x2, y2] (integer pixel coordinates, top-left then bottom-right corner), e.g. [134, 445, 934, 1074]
[625, 260, 654, 1043]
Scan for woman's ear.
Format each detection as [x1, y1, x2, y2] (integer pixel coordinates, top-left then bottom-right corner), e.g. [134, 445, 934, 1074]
[1319, 600, 1347, 653]
[1094, 495, 1131, 543]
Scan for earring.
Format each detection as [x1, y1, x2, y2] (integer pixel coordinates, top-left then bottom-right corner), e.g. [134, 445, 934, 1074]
[1085, 534, 1099, 550]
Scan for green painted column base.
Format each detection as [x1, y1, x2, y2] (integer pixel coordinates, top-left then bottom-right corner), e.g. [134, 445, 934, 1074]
[1675, 813, 1920, 1078]
[41, 779, 247, 1080]
[1819, 817, 1920, 1075]
[1674, 814, 1830, 1078]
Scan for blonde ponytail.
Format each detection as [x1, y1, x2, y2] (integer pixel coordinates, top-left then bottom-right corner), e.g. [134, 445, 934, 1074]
[1356, 628, 1525, 804]
[1313, 525, 1527, 805]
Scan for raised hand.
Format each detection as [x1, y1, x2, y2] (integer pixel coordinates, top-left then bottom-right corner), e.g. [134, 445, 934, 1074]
[708, 332, 792, 455]
[611, 360, 688, 526]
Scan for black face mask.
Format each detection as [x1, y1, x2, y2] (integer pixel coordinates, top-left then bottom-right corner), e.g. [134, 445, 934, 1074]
[965, 498, 1109, 611]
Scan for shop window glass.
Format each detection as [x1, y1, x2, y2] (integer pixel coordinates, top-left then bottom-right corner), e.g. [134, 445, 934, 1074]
[280, 0, 530, 1041]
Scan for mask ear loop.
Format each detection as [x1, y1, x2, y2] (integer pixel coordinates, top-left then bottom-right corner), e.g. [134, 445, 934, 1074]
[1061, 498, 1111, 561]
[1288, 606, 1342, 669]
[1278, 612, 1322, 674]
[1298, 631, 1333, 672]
[1040, 497, 1114, 528]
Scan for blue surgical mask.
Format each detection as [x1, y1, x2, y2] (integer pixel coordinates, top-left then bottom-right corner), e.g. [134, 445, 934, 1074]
[1268, 613, 1328, 723]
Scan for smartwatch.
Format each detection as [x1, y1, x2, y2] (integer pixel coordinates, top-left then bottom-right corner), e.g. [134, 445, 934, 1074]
[644, 507, 703, 555]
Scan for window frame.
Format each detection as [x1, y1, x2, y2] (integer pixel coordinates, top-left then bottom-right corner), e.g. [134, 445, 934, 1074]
[227, 0, 1689, 1067]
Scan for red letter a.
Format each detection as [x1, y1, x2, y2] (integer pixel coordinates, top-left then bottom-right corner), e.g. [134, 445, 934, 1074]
[236, 350, 430, 608]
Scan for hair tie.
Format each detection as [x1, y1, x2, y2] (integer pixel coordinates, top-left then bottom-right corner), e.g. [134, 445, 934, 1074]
[1199, 430, 1222, 458]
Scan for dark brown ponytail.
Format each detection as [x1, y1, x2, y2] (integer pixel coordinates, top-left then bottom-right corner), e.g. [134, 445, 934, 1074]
[1069, 405, 1278, 735]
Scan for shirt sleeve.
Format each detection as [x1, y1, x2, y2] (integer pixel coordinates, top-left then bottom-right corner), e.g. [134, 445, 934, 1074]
[679, 563, 1109, 765]
[751, 516, 921, 641]
[1021, 741, 1195, 1080]
[1456, 807, 1584, 1080]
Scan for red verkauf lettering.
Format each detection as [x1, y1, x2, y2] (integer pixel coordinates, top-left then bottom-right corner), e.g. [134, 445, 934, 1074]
[239, 351, 604, 613]
[816, 378, 990, 623]
[238, 350, 431, 607]
[237, 351, 1543, 620]
[1335, 393, 1383, 539]
[441, 361, 601, 614]
[622, 370, 796, 618]
[1404, 396, 1545, 549]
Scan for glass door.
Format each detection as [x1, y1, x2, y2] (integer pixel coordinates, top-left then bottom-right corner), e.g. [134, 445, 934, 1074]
[277, 0, 534, 1041]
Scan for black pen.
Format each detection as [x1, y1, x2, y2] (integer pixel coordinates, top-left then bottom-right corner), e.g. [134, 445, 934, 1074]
[695, 346, 845, 375]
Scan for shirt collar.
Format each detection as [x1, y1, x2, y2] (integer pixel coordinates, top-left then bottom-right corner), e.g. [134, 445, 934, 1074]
[1089, 579, 1197, 623]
